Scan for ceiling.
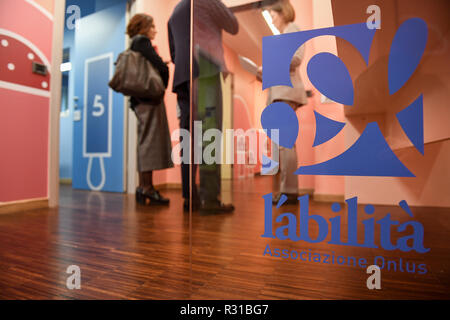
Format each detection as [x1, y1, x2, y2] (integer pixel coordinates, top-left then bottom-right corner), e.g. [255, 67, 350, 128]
[222, 4, 273, 66]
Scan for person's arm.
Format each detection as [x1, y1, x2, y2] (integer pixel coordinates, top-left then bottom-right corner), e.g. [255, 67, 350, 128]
[168, 22, 176, 63]
[292, 45, 305, 67]
[132, 36, 169, 87]
[290, 47, 303, 72]
[200, 0, 239, 35]
[288, 24, 305, 72]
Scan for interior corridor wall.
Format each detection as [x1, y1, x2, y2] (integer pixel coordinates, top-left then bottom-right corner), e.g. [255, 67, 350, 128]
[223, 44, 262, 177]
[331, 0, 450, 207]
[0, 0, 55, 202]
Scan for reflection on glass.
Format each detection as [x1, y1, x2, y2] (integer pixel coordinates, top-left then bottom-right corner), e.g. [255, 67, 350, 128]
[188, 0, 450, 299]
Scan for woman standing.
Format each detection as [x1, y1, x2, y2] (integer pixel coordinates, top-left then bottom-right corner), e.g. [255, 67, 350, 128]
[127, 14, 174, 205]
[261, 1, 308, 204]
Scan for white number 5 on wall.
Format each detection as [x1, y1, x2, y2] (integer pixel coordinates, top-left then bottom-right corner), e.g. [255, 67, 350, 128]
[92, 94, 105, 117]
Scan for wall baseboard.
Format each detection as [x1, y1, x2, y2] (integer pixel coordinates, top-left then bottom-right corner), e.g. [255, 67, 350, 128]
[299, 188, 314, 195]
[155, 183, 182, 190]
[313, 194, 345, 203]
[59, 178, 72, 185]
[0, 198, 49, 215]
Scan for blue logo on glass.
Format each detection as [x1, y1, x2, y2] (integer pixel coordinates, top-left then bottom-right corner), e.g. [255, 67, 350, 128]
[261, 18, 428, 177]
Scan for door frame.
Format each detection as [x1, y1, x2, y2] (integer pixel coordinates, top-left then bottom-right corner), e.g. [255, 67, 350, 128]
[48, 0, 66, 207]
[126, 0, 138, 195]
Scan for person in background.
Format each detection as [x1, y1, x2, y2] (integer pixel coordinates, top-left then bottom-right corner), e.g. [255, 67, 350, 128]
[259, 0, 308, 204]
[168, 0, 194, 211]
[127, 13, 174, 205]
[168, 0, 238, 212]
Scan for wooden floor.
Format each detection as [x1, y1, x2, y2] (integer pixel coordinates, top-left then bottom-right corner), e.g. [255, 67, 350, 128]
[0, 176, 449, 299]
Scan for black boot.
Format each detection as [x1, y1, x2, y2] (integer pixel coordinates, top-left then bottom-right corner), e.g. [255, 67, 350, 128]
[272, 193, 298, 205]
[136, 171, 169, 205]
[136, 187, 170, 205]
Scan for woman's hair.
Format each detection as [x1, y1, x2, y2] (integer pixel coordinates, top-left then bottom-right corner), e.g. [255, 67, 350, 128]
[270, 0, 296, 23]
[127, 13, 154, 38]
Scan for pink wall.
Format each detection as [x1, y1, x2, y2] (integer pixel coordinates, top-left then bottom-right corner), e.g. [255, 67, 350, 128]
[223, 44, 262, 176]
[332, 0, 450, 207]
[290, 0, 345, 195]
[223, 44, 257, 130]
[140, 0, 182, 185]
[0, 0, 54, 202]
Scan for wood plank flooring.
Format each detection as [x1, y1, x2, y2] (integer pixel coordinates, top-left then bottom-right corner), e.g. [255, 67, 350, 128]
[0, 176, 449, 299]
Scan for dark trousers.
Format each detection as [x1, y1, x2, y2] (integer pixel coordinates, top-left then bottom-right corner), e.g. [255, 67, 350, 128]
[176, 78, 222, 203]
[197, 74, 222, 203]
[176, 82, 197, 200]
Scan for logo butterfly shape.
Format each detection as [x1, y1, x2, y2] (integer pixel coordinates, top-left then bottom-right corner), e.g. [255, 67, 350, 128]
[261, 18, 428, 177]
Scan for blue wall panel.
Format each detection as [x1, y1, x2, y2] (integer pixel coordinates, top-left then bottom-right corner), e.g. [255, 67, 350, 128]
[72, 2, 127, 192]
[59, 0, 127, 181]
